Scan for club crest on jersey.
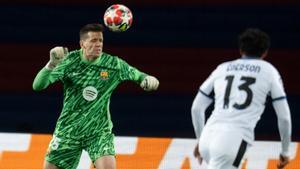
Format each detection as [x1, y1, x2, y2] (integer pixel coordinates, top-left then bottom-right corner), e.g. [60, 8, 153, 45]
[100, 71, 109, 80]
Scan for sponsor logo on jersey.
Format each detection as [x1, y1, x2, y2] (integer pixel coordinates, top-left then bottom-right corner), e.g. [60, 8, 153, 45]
[82, 86, 98, 101]
[100, 71, 109, 80]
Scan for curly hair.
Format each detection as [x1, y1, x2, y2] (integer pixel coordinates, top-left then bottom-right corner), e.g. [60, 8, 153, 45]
[238, 28, 270, 57]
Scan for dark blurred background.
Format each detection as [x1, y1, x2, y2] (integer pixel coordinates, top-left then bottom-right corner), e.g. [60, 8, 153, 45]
[0, 0, 299, 141]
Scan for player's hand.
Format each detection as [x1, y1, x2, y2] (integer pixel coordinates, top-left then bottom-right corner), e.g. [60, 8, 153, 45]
[277, 154, 289, 169]
[46, 46, 68, 69]
[140, 75, 159, 91]
[193, 143, 203, 165]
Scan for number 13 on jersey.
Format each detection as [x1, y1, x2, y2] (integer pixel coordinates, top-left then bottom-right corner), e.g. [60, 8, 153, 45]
[223, 75, 256, 109]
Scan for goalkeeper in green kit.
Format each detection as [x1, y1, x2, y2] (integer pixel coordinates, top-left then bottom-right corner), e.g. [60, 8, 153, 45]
[32, 23, 159, 169]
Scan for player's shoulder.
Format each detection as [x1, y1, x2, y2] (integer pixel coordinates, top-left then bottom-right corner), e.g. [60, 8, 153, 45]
[242, 58, 281, 78]
[101, 52, 120, 62]
[257, 59, 280, 74]
[67, 49, 81, 60]
[204, 60, 235, 78]
[100, 52, 121, 69]
[215, 59, 237, 70]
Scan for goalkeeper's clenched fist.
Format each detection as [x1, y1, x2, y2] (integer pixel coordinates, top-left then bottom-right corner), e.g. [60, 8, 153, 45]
[46, 46, 69, 70]
[140, 75, 159, 91]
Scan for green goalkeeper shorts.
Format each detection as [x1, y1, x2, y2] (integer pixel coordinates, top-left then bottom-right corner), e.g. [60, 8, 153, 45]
[46, 132, 115, 169]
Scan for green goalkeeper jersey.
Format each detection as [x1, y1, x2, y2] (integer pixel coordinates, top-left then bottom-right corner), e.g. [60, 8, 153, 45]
[33, 49, 147, 139]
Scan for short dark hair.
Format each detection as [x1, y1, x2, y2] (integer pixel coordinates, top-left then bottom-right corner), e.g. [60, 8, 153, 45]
[79, 23, 104, 40]
[238, 28, 270, 57]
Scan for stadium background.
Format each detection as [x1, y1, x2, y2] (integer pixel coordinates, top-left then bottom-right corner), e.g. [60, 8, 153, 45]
[1, 0, 299, 143]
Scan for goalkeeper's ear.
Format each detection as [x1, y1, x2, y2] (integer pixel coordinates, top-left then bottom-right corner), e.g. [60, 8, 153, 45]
[140, 75, 159, 91]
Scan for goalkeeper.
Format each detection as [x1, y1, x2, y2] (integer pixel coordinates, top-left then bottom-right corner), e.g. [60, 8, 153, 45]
[32, 23, 159, 169]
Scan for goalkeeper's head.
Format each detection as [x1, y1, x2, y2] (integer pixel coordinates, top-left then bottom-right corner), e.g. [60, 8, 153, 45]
[79, 23, 105, 61]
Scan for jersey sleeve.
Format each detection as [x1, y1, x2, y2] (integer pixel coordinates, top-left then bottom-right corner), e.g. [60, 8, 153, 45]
[199, 66, 219, 97]
[270, 67, 286, 99]
[191, 91, 214, 139]
[32, 58, 69, 91]
[118, 57, 147, 84]
[272, 99, 292, 156]
[49, 58, 69, 82]
[269, 65, 291, 156]
[32, 67, 53, 91]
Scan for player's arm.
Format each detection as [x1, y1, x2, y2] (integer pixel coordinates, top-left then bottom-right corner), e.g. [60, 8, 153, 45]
[273, 97, 291, 157]
[273, 99, 291, 169]
[191, 79, 215, 139]
[32, 68, 54, 91]
[191, 69, 216, 165]
[32, 47, 68, 91]
[191, 90, 213, 139]
[118, 58, 159, 91]
[191, 91, 213, 165]
[270, 69, 292, 168]
[191, 68, 217, 139]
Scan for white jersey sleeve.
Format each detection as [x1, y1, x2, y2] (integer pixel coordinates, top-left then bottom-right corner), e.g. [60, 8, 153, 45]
[199, 66, 220, 96]
[191, 92, 213, 139]
[191, 67, 219, 139]
[273, 99, 292, 157]
[269, 66, 292, 157]
[270, 67, 286, 99]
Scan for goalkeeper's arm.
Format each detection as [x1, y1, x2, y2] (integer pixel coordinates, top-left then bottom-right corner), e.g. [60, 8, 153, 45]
[32, 46, 68, 91]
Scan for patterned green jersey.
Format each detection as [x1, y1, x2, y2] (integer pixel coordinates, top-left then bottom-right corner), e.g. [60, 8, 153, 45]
[33, 49, 147, 139]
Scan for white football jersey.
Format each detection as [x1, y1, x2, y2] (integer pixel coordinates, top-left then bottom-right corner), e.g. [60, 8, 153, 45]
[200, 57, 286, 144]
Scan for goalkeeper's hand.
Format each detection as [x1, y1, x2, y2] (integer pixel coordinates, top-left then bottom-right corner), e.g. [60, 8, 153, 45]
[140, 75, 159, 91]
[46, 46, 68, 70]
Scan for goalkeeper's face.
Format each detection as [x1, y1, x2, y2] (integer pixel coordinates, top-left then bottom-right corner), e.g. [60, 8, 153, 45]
[80, 31, 103, 61]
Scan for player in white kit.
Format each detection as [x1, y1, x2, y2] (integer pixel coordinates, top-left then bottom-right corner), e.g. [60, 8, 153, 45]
[191, 28, 291, 169]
